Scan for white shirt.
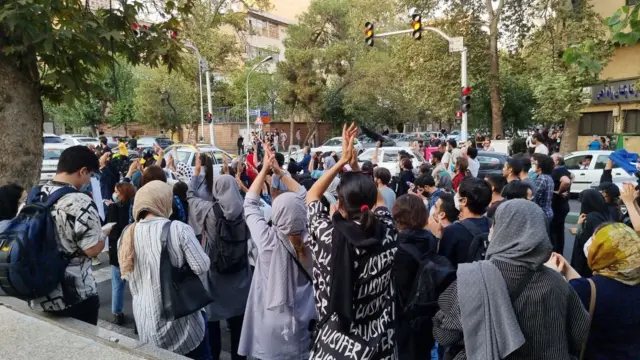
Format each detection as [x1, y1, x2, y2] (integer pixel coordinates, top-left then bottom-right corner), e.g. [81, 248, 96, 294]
[534, 143, 549, 155]
[526, 135, 535, 148]
[469, 158, 480, 177]
[442, 151, 452, 170]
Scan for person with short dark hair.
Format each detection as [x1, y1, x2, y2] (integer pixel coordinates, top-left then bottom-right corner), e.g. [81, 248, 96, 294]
[439, 178, 491, 267]
[485, 175, 507, 219]
[397, 157, 415, 197]
[502, 180, 534, 200]
[533, 133, 549, 155]
[550, 154, 572, 254]
[467, 147, 479, 177]
[374, 167, 396, 209]
[419, 162, 432, 176]
[99, 136, 111, 153]
[532, 154, 555, 224]
[503, 158, 523, 183]
[0, 184, 25, 222]
[415, 173, 441, 213]
[30, 145, 105, 325]
[580, 155, 593, 170]
[391, 194, 438, 360]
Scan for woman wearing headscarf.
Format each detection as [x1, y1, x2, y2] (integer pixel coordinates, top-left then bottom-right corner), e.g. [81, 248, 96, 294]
[238, 149, 316, 360]
[433, 199, 590, 360]
[118, 181, 212, 359]
[571, 189, 612, 277]
[547, 223, 640, 360]
[187, 175, 251, 360]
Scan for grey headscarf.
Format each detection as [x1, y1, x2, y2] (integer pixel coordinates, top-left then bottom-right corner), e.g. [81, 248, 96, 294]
[457, 199, 552, 360]
[265, 190, 310, 310]
[323, 156, 336, 170]
[211, 175, 243, 219]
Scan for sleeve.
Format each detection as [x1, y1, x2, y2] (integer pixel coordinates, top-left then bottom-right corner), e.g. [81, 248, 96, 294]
[393, 248, 417, 309]
[243, 192, 276, 252]
[175, 221, 210, 275]
[307, 200, 331, 245]
[565, 282, 591, 356]
[600, 169, 613, 184]
[533, 177, 545, 206]
[74, 196, 104, 251]
[438, 225, 458, 267]
[373, 206, 394, 228]
[432, 281, 465, 350]
[190, 175, 205, 190]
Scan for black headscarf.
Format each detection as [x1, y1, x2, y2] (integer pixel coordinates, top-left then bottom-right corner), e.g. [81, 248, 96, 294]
[572, 189, 612, 276]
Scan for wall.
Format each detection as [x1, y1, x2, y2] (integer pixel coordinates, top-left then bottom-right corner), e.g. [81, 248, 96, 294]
[601, 44, 640, 80]
[578, 135, 640, 152]
[269, 0, 311, 22]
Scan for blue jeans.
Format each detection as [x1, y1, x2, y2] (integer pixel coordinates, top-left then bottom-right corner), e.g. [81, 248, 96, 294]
[185, 312, 213, 360]
[111, 266, 126, 314]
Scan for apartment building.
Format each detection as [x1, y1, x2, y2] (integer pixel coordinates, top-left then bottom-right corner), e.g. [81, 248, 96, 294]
[579, 0, 640, 150]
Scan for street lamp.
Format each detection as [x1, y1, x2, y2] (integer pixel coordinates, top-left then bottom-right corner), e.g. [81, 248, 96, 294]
[246, 55, 273, 136]
[184, 40, 207, 143]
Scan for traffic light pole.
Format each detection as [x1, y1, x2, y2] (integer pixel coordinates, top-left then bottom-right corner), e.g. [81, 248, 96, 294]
[373, 27, 469, 142]
[205, 71, 215, 146]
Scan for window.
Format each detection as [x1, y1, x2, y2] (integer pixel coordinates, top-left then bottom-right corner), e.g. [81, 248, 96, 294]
[477, 155, 502, 170]
[627, 0, 638, 6]
[565, 155, 587, 170]
[358, 149, 374, 162]
[579, 112, 613, 135]
[268, 22, 279, 39]
[174, 150, 192, 165]
[382, 151, 401, 163]
[323, 138, 342, 146]
[595, 154, 620, 170]
[44, 149, 64, 160]
[63, 139, 75, 146]
[623, 110, 640, 134]
[43, 136, 64, 144]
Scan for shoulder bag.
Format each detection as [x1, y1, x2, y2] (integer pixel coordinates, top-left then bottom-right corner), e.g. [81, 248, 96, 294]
[160, 221, 215, 321]
[579, 279, 597, 360]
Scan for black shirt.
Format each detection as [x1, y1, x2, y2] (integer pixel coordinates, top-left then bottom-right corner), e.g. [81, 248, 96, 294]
[438, 217, 490, 268]
[551, 166, 571, 205]
[237, 136, 243, 147]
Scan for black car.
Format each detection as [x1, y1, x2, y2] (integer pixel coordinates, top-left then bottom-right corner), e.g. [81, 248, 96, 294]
[476, 151, 509, 179]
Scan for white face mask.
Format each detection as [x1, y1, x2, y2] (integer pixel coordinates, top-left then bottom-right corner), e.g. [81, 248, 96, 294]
[454, 194, 461, 210]
[531, 164, 538, 172]
[583, 236, 593, 258]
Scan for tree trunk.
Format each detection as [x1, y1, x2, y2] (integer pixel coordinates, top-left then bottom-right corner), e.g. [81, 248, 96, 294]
[487, 0, 504, 139]
[560, 116, 579, 154]
[0, 53, 44, 188]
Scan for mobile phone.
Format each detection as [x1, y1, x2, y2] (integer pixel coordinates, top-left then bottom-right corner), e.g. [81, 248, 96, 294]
[102, 222, 116, 233]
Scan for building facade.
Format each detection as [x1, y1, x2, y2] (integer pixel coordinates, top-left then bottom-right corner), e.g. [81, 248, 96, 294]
[580, 0, 640, 150]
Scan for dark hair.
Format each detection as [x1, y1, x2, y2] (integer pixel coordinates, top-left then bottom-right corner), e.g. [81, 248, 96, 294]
[431, 151, 443, 162]
[447, 138, 457, 148]
[57, 146, 100, 174]
[401, 158, 413, 170]
[585, 155, 593, 160]
[458, 177, 492, 215]
[506, 158, 523, 175]
[467, 146, 478, 159]
[456, 157, 469, 173]
[99, 136, 107, 145]
[533, 154, 554, 175]
[438, 193, 459, 223]
[415, 174, 436, 188]
[392, 194, 428, 230]
[533, 133, 544, 143]
[200, 153, 214, 191]
[519, 156, 532, 173]
[173, 181, 190, 220]
[485, 175, 507, 194]
[336, 172, 379, 234]
[373, 167, 392, 185]
[141, 165, 167, 186]
[362, 161, 375, 174]
[275, 152, 285, 167]
[114, 182, 136, 203]
[0, 184, 24, 220]
[502, 180, 532, 200]
[419, 163, 432, 175]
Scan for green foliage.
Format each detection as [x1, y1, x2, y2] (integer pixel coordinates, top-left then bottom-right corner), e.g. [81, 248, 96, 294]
[607, 4, 640, 46]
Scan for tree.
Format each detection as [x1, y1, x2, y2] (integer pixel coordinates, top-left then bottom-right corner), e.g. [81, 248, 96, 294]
[1, 0, 192, 187]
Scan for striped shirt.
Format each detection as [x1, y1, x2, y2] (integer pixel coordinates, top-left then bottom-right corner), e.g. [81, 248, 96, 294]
[433, 260, 590, 360]
[126, 218, 211, 355]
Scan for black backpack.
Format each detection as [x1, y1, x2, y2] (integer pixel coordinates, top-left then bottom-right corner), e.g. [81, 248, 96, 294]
[459, 218, 490, 262]
[397, 242, 456, 330]
[210, 203, 249, 274]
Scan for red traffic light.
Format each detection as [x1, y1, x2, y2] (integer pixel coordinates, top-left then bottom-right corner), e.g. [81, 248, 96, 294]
[132, 23, 138, 30]
[462, 87, 471, 96]
[456, 111, 463, 119]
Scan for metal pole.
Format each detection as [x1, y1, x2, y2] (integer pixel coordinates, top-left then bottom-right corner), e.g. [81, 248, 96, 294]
[461, 47, 468, 143]
[246, 72, 251, 138]
[198, 63, 204, 142]
[206, 70, 214, 146]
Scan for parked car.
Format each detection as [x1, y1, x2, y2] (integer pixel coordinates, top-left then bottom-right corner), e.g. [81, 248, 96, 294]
[476, 151, 509, 179]
[360, 136, 396, 149]
[163, 144, 233, 177]
[41, 142, 69, 184]
[565, 150, 636, 194]
[43, 133, 65, 144]
[137, 136, 174, 151]
[357, 147, 424, 176]
[313, 136, 364, 155]
[61, 136, 100, 147]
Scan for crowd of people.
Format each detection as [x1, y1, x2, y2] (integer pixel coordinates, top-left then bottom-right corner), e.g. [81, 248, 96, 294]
[1, 123, 639, 360]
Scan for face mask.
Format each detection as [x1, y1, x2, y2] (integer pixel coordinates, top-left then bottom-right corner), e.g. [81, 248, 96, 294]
[112, 193, 120, 203]
[454, 194, 461, 210]
[531, 164, 538, 172]
[583, 236, 593, 258]
[80, 183, 91, 193]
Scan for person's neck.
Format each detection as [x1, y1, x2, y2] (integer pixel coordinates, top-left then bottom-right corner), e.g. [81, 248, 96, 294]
[491, 194, 503, 204]
[507, 174, 519, 182]
[377, 183, 388, 189]
[459, 209, 481, 220]
[519, 172, 528, 180]
[53, 174, 80, 190]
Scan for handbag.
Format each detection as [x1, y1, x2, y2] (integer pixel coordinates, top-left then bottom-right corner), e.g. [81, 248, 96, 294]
[159, 221, 215, 321]
[579, 279, 597, 360]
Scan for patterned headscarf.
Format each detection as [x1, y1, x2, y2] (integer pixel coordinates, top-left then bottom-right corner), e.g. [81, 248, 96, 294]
[588, 223, 640, 285]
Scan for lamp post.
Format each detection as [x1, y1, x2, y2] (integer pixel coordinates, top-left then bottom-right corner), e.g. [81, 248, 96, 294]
[246, 55, 273, 137]
[184, 40, 208, 143]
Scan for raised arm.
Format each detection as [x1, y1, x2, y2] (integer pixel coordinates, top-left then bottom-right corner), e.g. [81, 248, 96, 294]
[193, 145, 202, 177]
[308, 153, 316, 174]
[244, 153, 276, 252]
[372, 141, 380, 165]
[621, 182, 640, 231]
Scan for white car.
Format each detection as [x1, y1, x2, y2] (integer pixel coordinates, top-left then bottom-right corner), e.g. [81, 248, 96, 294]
[312, 137, 364, 155]
[41, 144, 70, 184]
[61, 136, 101, 147]
[357, 147, 424, 176]
[564, 150, 636, 194]
[163, 144, 234, 178]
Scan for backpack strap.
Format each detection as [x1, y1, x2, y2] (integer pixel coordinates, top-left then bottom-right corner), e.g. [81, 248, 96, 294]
[579, 279, 597, 360]
[26, 186, 44, 205]
[41, 186, 78, 207]
[458, 218, 485, 238]
[397, 242, 424, 263]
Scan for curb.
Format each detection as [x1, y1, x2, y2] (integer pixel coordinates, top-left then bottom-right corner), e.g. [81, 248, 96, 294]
[566, 212, 579, 225]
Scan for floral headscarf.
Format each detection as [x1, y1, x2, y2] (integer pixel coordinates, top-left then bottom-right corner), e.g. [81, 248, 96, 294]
[588, 222, 640, 286]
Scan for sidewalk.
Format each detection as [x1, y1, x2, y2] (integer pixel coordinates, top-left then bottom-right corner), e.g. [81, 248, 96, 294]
[0, 296, 187, 360]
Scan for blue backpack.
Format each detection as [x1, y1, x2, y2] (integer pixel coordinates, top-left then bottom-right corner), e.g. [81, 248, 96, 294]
[0, 186, 77, 300]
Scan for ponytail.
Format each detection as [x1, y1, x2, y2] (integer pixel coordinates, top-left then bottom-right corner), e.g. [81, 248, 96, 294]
[358, 207, 378, 235]
[201, 153, 213, 191]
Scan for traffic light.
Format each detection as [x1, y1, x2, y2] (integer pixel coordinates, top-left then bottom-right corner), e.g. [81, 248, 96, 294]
[206, 112, 212, 123]
[171, 30, 178, 39]
[411, 14, 422, 40]
[461, 86, 471, 113]
[132, 23, 140, 37]
[364, 22, 374, 47]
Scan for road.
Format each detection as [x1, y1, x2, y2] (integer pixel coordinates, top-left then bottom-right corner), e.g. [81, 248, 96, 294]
[92, 199, 583, 352]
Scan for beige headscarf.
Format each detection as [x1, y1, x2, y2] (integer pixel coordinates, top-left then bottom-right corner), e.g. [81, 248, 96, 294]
[118, 180, 174, 279]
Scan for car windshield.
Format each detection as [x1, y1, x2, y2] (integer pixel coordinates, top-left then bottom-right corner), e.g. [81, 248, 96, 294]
[78, 138, 97, 143]
[358, 149, 375, 161]
[43, 136, 64, 144]
[322, 138, 342, 146]
[44, 149, 64, 160]
[174, 150, 192, 164]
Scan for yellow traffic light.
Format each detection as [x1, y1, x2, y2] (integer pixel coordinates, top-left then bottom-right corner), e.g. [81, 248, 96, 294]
[411, 14, 422, 40]
[364, 22, 374, 47]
